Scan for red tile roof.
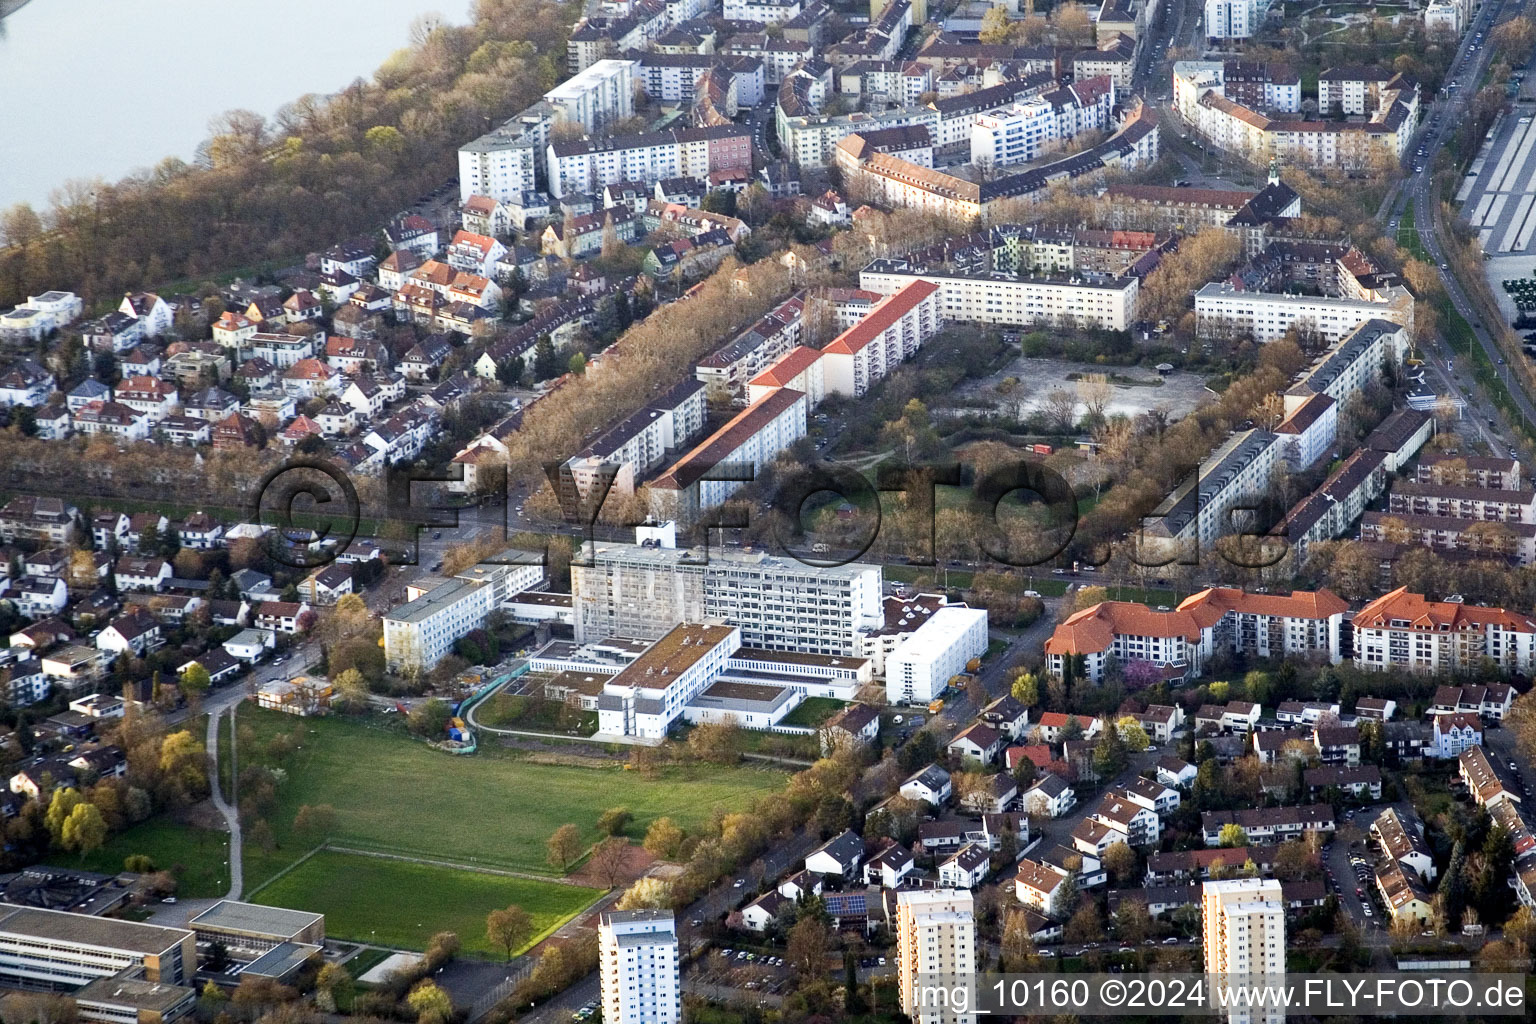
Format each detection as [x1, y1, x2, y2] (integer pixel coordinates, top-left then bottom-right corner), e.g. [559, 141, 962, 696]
[823, 280, 940, 356]
[748, 346, 822, 389]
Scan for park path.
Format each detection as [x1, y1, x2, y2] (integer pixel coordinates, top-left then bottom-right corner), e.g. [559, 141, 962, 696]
[206, 699, 243, 899]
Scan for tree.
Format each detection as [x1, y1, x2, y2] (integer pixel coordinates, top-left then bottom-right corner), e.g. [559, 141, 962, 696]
[1001, 909, 1040, 968]
[178, 663, 211, 699]
[568, 352, 586, 376]
[497, 354, 525, 387]
[407, 698, 453, 738]
[1115, 716, 1150, 753]
[1218, 823, 1249, 848]
[589, 836, 631, 888]
[616, 876, 672, 910]
[406, 981, 452, 1024]
[44, 787, 82, 842]
[331, 668, 369, 713]
[1063, 902, 1103, 944]
[687, 721, 744, 764]
[1053, 1, 1095, 46]
[978, 4, 1013, 43]
[1113, 898, 1152, 943]
[60, 802, 107, 857]
[486, 904, 533, 960]
[1010, 670, 1039, 706]
[293, 803, 338, 841]
[597, 806, 633, 836]
[314, 962, 352, 1012]
[1101, 842, 1137, 885]
[547, 823, 583, 871]
[532, 334, 560, 380]
[643, 817, 685, 859]
[786, 915, 830, 978]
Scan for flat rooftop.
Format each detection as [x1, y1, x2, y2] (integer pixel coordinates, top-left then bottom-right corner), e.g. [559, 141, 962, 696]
[606, 623, 738, 692]
[189, 900, 324, 938]
[75, 973, 195, 1013]
[385, 577, 487, 625]
[0, 904, 190, 954]
[240, 941, 322, 979]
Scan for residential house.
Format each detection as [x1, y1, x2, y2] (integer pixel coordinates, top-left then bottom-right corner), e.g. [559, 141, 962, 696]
[1032, 712, 1101, 743]
[937, 844, 991, 890]
[255, 601, 311, 635]
[820, 702, 880, 754]
[113, 557, 171, 593]
[1432, 712, 1483, 759]
[299, 564, 355, 606]
[1021, 774, 1075, 818]
[947, 722, 1003, 765]
[899, 764, 951, 806]
[804, 829, 864, 878]
[979, 695, 1030, 740]
[862, 840, 915, 888]
[95, 609, 162, 656]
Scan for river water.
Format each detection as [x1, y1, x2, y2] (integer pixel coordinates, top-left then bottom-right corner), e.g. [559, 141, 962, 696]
[0, 0, 472, 211]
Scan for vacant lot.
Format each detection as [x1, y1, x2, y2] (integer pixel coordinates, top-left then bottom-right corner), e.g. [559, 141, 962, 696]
[250, 851, 600, 956]
[238, 709, 786, 888]
[79, 820, 231, 898]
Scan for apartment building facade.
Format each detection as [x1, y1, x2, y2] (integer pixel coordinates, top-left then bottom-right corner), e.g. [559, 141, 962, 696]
[598, 911, 680, 1024]
[821, 279, 943, 398]
[571, 540, 884, 656]
[1352, 587, 1536, 675]
[860, 260, 1137, 333]
[896, 890, 977, 1024]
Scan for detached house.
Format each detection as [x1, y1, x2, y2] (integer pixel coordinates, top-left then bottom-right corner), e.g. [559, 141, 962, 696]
[178, 513, 224, 550]
[255, 601, 311, 634]
[979, 695, 1030, 739]
[1432, 712, 1483, 759]
[300, 564, 354, 606]
[0, 497, 78, 545]
[899, 764, 951, 806]
[96, 609, 162, 656]
[805, 829, 864, 878]
[1021, 774, 1075, 818]
[0, 360, 55, 408]
[447, 231, 508, 278]
[282, 358, 343, 399]
[12, 577, 68, 619]
[947, 722, 1003, 765]
[938, 844, 991, 890]
[820, 702, 880, 753]
[119, 293, 173, 337]
[113, 556, 172, 593]
[862, 839, 915, 888]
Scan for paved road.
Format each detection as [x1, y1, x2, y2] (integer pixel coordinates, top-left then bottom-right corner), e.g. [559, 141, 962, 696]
[1390, 0, 1536, 437]
[205, 699, 243, 900]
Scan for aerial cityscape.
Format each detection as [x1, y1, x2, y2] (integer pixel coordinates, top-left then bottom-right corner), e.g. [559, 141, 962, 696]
[1, 0, 1535, 1020]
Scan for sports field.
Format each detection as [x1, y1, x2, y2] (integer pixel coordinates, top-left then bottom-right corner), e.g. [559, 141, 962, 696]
[249, 850, 601, 956]
[238, 709, 786, 888]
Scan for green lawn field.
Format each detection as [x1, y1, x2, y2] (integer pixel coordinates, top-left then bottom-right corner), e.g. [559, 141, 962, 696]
[238, 709, 786, 888]
[778, 697, 845, 728]
[77, 820, 231, 898]
[249, 850, 601, 956]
